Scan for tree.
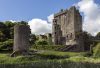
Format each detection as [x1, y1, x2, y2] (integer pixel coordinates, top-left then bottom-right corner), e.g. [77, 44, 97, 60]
[95, 32, 100, 40]
[30, 34, 37, 45]
[93, 43, 100, 57]
[17, 21, 28, 25]
[4, 21, 15, 39]
[36, 40, 48, 46]
[36, 40, 48, 49]
[82, 31, 94, 51]
[96, 32, 100, 37]
[0, 22, 7, 41]
[4, 21, 15, 28]
[0, 31, 5, 42]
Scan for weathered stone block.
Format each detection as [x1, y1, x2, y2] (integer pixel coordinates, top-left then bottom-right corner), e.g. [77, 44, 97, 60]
[11, 24, 30, 56]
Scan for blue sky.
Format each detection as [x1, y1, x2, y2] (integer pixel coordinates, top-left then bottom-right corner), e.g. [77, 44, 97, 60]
[0, 0, 100, 35]
[0, 0, 81, 21]
[0, 0, 99, 21]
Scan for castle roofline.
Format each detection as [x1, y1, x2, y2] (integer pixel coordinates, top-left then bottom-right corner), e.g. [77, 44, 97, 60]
[54, 9, 68, 17]
[54, 6, 79, 17]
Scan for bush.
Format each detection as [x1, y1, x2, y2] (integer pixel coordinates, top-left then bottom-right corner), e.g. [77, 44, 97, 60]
[93, 43, 100, 57]
[81, 52, 92, 57]
[36, 40, 48, 46]
[0, 39, 13, 51]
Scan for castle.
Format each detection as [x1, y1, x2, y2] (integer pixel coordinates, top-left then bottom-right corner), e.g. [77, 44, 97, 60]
[52, 6, 84, 51]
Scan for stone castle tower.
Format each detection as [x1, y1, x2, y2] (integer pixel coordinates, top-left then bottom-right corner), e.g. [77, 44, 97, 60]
[52, 6, 84, 51]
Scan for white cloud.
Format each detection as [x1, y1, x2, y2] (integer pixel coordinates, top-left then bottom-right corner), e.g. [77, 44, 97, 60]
[29, 0, 100, 36]
[28, 14, 54, 34]
[47, 14, 54, 23]
[77, 0, 100, 36]
[8, 20, 16, 23]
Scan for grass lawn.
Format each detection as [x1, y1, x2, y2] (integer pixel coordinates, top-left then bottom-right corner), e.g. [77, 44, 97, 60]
[0, 50, 100, 68]
[0, 50, 100, 64]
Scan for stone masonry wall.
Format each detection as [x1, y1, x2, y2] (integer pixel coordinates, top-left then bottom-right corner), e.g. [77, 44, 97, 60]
[13, 24, 30, 54]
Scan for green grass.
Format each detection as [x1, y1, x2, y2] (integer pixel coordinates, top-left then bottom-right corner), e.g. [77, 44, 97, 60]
[0, 50, 100, 64]
[0, 50, 79, 64]
[37, 50, 85, 58]
[0, 49, 100, 68]
[0, 53, 100, 68]
[0, 50, 100, 68]
[0, 60, 100, 68]
[31, 45, 65, 51]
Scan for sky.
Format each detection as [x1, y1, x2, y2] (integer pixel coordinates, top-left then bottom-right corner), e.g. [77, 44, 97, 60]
[0, 0, 100, 35]
[0, 0, 80, 21]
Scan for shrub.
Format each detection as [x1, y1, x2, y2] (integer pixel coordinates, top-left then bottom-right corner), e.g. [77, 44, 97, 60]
[0, 39, 13, 51]
[36, 40, 48, 46]
[93, 43, 100, 57]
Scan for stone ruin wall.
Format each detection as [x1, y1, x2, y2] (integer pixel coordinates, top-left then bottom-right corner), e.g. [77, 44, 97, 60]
[13, 24, 30, 54]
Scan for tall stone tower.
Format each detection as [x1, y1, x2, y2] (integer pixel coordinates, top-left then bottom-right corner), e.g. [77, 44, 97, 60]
[52, 6, 84, 51]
